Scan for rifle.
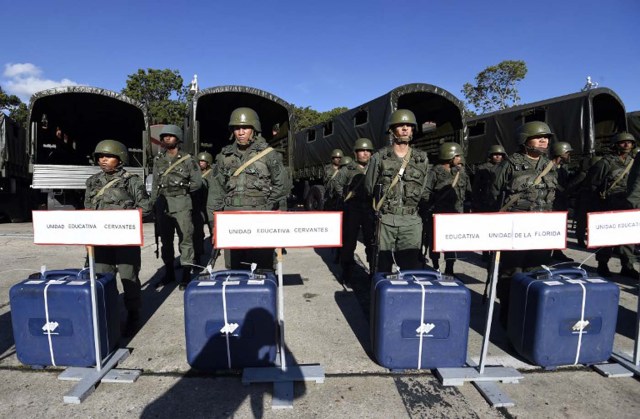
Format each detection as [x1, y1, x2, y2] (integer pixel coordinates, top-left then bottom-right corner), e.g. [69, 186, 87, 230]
[370, 183, 383, 276]
[154, 206, 161, 259]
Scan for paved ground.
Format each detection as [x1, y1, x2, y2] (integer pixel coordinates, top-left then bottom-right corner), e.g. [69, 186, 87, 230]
[0, 221, 639, 418]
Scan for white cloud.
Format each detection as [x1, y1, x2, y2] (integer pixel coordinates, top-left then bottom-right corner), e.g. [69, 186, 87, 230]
[2, 62, 79, 102]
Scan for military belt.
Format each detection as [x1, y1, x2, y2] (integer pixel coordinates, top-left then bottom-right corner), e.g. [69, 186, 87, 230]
[225, 196, 268, 207]
[159, 186, 188, 197]
[383, 206, 417, 215]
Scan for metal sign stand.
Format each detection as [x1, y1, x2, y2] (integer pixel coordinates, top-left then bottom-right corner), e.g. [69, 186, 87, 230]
[436, 251, 523, 407]
[593, 279, 640, 378]
[242, 248, 325, 409]
[57, 245, 141, 404]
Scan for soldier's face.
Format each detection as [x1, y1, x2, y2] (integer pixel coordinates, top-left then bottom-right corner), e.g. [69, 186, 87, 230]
[233, 126, 254, 146]
[355, 150, 371, 164]
[526, 136, 549, 150]
[392, 124, 414, 141]
[161, 135, 178, 149]
[452, 155, 462, 166]
[97, 154, 119, 173]
[617, 140, 634, 154]
[332, 156, 341, 165]
[489, 153, 504, 164]
[198, 161, 209, 171]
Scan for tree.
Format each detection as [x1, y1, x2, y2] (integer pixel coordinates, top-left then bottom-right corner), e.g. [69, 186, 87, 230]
[122, 69, 189, 125]
[1, 85, 28, 128]
[462, 60, 528, 114]
[293, 105, 349, 130]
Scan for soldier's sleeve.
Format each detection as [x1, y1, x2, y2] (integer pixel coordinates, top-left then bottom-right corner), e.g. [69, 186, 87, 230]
[84, 177, 93, 209]
[420, 168, 435, 207]
[149, 159, 160, 206]
[129, 175, 152, 217]
[627, 155, 640, 208]
[188, 158, 203, 193]
[364, 153, 380, 196]
[266, 152, 287, 209]
[207, 155, 226, 217]
[329, 168, 345, 198]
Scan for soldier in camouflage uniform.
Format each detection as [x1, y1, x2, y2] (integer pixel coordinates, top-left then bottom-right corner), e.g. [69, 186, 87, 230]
[424, 142, 470, 275]
[150, 125, 202, 289]
[192, 151, 214, 266]
[549, 142, 575, 262]
[207, 107, 289, 270]
[323, 149, 344, 210]
[491, 121, 559, 328]
[586, 132, 638, 278]
[365, 109, 430, 273]
[330, 138, 375, 285]
[84, 139, 151, 336]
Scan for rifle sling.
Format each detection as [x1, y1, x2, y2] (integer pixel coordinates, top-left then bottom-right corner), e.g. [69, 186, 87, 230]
[500, 160, 555, 212]
[233, 147, 274, 177]
[162, 154, 191, 177]
[374, 148, 412, 212]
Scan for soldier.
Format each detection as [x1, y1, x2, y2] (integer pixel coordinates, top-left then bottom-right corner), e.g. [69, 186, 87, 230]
[424, 142, 470, 275]
[207, 107, 289, 270]
[491, 121, 559, 328]
[151, 125, 202, 290]
[192, 151, 214, 266]
[471, 144, 507, 262]
[84, 140, 151, 336]
[364, 109, 429, 273]
[586, 132, 638, 278]
[550, 142, 574, 262]
[574, 154, 603, 247]
[323, 149, 344, 210]
[330, 138, 375, 285]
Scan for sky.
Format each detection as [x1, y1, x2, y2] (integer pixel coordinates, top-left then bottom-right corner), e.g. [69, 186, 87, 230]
[1, 0, 639, 113]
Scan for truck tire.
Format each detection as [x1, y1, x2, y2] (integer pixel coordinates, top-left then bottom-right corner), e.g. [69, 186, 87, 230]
[305, 185, 325, 211]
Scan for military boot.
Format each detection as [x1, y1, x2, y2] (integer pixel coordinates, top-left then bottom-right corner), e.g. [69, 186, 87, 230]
[597, 261, 612, 277]
[179, 268, 192, 291]
[123, 310, 140, 338]
[157, 264, 175, 287]
[620, 265, 639, 279]
[432, 259, 440, 272]
[444, 260, 455, 276]
[340, 263, 353, 287]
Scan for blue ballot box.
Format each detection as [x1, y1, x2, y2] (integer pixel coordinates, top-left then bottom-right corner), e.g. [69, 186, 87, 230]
[371, 270, 471, 370]
[10, 269, 120, 368]
[507, 267, 619, 367]
[184, 270, 278, 370]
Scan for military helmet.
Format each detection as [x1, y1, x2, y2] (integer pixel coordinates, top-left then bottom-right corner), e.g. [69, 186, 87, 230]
[353, 137, 374, 151]
[331, 149, 344, 158]
[438, 142, 463, 161]
[487, 144, 506, 156]
[340, 156, 353, 166]
[516, 121, 554, 144]
[197, 151, 213, 165]
[94, 139, 129, 165]
[614, 132, 636, 145]
[387, 109, 417, 130]
[228, 107, 261, 133]
[159, 124, 183, 142]
[551, 142, 573, 158]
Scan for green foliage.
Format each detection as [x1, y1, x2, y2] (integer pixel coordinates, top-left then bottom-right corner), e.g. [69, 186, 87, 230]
[1, 85, 21, 112]
[9, 103, 28, 128]
[1, 85, 28, 128]
[293, 105, 349, 130]
[122, 69, 189, 125]
[462, 60, 528, 114]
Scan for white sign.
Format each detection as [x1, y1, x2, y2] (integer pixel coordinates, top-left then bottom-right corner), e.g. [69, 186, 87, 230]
[433, 212, 567, 252]
[214, 211, 342, 248]
[587, 209, 640, 247]
[32, 210, 143, 246]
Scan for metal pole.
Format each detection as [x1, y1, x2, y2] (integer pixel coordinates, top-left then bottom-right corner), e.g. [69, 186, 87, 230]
[86, 246, 102, 372]
[479, 250, 501, 374]
[276, 248, 286, 372]
[634, 281, 640, 366]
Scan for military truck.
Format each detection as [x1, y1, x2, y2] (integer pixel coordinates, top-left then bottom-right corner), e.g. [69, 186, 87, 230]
[0, 113, 31, 221]
[465, 88, 628, 169]
[28, 86, 151, 209]
[627, 111, 640, 141]
[292, 83, 466, 210]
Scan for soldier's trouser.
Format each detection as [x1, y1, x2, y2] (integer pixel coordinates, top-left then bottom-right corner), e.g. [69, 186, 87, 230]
[596, 244, 636, 269]
[159, 209, 194, 267]
[94, 246, 142, 312]
[497, 249, 551, 327]
[229, 248, 274, 271]
[378, 220, 422, 273]
[340, 206, 375, 265]
[192, 210, 207, 263]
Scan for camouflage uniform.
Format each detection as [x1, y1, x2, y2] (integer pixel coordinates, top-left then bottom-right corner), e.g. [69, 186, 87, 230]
[586, 152, 637, 275]
[207, 136, 288, 269]
[151, 149, 202, 274]
[364, 145, 429, 272]
[323, 164, 341, 210]
[491, 151, 558, 326]
[423, 164, 470, 272]
[84, 167, 151, 314]
[471, 161, 500, 212]
[330, 159, 374, 280]
[192, 166, 214, 265]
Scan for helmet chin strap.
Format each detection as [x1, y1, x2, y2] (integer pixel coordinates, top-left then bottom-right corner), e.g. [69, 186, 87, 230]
[525, 145, 548, 157]
[393, 134, 412, 143]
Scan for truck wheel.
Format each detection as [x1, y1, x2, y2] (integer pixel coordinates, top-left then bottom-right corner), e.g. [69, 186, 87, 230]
[305, 185, 325, 211]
